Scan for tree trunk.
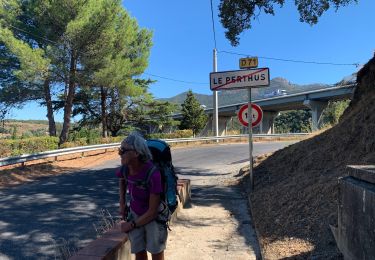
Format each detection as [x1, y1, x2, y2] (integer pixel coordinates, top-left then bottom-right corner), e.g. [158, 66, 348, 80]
[59, 51, 77, 147]
[100, 86, 108, 138]
[43, 78, 56, 136]
[109, 88, 116, 136]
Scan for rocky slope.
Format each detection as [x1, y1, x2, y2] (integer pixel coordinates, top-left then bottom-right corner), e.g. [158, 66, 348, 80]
[248, 55, 375, 259]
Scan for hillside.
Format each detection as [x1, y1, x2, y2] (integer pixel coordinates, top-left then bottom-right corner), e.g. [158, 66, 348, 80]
[0, 120, 61, 138]
[160, 77, 332, 108]
[246, 56, 375, 258]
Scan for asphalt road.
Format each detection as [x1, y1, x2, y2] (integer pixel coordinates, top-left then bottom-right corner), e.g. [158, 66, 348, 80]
[0, 141, 294, 259]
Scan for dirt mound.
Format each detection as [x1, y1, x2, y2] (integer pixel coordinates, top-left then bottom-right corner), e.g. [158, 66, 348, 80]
[249, 55, 375, 259]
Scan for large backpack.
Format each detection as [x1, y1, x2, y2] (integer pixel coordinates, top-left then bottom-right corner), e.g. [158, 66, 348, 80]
[146, 139, 178, 214]
[121, 139, 178, 217]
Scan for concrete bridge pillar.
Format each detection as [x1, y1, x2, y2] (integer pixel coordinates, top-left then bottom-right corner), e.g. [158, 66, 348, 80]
[200, 115, 236, 136]
[218, 116, 232, 136]
[199, 115, 213, 136]
[303, 100, 328, 131]
[260, 111, 278, 134]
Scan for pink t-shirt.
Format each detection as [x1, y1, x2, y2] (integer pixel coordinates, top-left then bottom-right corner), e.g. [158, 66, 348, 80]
[116, 161, 162, 216]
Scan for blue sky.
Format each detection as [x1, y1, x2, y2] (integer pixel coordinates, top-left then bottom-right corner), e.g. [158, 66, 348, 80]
[11, 0, 375, 121]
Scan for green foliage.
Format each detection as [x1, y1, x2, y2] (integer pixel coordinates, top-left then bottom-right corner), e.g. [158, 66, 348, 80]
[116, 126, 139, 137]
[218, 0, 358, 46]
[21, 131, 32, 138]
[0, 134, 124, 156]
[69, 79, 177, 137]
[11, 125, 17, 139]
[130, 96, 179, 135]
[275, 110, 312, 133]
[68, 127, 101, 145]
[0, 0, 153, 145]
[0, 136, 59, 157]
[0, 27, 50, 82]
[99, 136, 124, 144]
[30, 129, 48, 137]
[179, 90, 208, 136]
[320, 100, 350, 127]
[0, 127, 9, 134]
[146, 129, 193, 139]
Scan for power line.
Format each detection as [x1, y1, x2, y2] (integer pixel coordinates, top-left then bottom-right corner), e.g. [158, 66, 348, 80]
[219, 50, 360, 67]
[143, 73, 207, 85]
[4, 24, 210, 86]
[6, 24, 60, 46]
[210, 0, 217, 49]
[4, 22, 360, 87]
[4, 23, 90, 58]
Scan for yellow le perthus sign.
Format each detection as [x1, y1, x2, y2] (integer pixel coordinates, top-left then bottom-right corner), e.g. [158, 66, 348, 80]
[239, 57, 258, 69]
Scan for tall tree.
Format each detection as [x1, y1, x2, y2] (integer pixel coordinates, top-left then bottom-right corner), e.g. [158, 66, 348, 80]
[179, 90, 208, 136]
[56, 0, 122, 146]
[219, 0, 358, 46]
[0, 0, 72, 136]
[84, 8, 152, 137]
[68, 80, 178, 137]
[126, 91, 178, 135]
[0, 0, 153, 144]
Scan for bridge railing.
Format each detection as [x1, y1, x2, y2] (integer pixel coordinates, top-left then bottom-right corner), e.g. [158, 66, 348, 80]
[0, 133, 309, 167]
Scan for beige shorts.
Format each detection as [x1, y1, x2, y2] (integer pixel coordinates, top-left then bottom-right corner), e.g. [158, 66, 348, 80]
[128, 210, 168, 254]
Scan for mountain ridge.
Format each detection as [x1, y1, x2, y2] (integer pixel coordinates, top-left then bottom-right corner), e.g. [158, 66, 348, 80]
[159, 77, 337, 108]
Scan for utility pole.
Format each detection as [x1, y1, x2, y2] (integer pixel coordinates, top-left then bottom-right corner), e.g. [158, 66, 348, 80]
[247, 88, 253, 190]
[213, 48, 218, 137]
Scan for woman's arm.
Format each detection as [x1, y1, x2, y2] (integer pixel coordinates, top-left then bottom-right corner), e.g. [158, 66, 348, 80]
[119, 178, 126, 219]
[121, 193, 160, 232]
[134, 193, 160, 226]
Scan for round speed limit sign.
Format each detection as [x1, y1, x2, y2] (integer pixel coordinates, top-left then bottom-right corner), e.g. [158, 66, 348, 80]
[238, 104, 263, 127]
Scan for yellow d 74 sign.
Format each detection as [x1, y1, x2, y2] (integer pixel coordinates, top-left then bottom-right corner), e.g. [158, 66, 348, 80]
[239, 57, 258, 69]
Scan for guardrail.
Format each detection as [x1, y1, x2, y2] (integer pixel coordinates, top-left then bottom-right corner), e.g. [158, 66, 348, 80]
[0, 133, 309, 167]
[163, 133, 308, 143]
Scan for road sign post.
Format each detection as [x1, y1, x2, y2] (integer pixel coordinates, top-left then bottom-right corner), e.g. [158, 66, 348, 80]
[209, 60, 270, 192]
[237, 101, 264, 190]
[248, 88, 253, 191]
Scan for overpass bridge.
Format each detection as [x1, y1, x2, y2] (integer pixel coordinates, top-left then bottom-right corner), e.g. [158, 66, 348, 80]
[174, 84, 356, 135]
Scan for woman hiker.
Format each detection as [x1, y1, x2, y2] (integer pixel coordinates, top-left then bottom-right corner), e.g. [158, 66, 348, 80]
[116, 132, 168, 260]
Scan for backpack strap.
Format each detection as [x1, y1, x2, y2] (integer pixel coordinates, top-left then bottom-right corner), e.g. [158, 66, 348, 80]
[144, 165, 157, 189]
[123, 165, 157, 190]
[121, 165, 156, 219]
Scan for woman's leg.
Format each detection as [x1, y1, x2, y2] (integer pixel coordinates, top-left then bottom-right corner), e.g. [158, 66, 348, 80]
[151, 251, 164, 260]
[135, 250, 148, 260]
[144, 220, 167, 260]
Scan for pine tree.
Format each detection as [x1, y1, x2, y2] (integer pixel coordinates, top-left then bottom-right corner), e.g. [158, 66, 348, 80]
[179, 90, 208, 136]
[0, 0, 152, 144]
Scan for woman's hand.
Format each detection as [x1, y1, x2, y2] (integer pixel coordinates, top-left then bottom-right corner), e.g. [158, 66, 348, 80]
[120, 220, 133, 233]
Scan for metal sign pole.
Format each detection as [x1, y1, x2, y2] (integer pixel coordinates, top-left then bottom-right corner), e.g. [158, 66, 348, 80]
[247, 87, 253, 191]
[213, 49, 219, 139]
[209, 57, 269, 193]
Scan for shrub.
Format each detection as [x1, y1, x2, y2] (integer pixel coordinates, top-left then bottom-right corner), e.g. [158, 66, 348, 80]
[0, 127, 10, 134]
[147, 129, 193, 139]
[68, 128, 101, 145]
[0, 136, 59, 157]
[99, 136, 124, 144]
